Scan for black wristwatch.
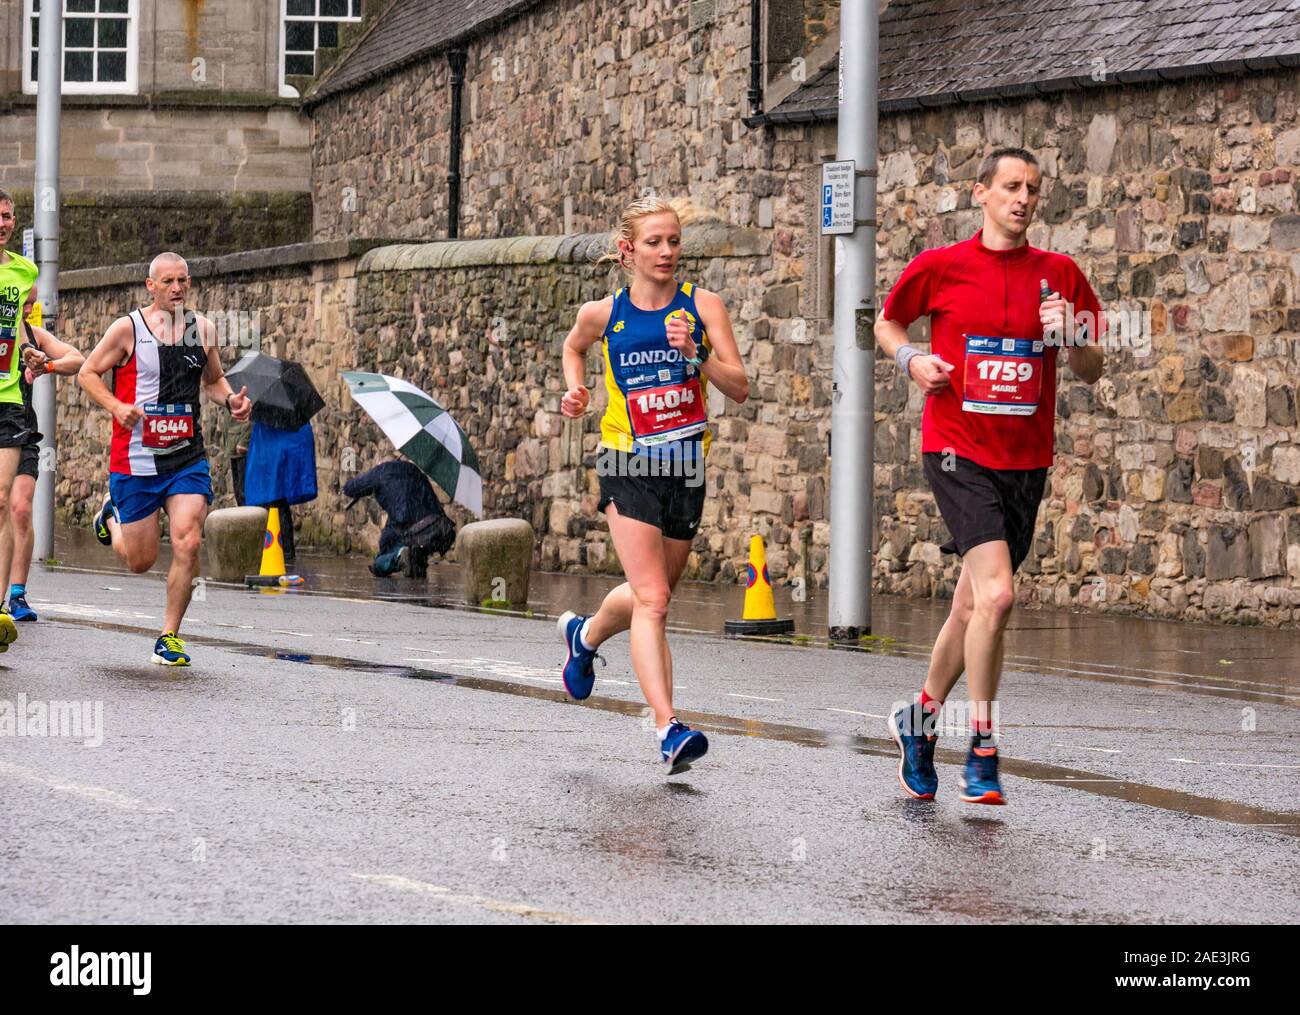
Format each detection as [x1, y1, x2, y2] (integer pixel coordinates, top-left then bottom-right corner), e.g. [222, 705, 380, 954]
[686, 343, 710, 367]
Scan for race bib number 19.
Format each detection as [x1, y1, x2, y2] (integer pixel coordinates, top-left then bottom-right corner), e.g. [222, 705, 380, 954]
[962, 335, 1044, 416]
[142, 403, 195, 453]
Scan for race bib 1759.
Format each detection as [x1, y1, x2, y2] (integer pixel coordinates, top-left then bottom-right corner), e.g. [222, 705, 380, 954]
[961, 335, 1044, 417]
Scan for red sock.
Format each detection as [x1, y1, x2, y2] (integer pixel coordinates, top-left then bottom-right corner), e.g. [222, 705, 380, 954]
[972, 717, 994, 739]
[919, 689, 941, 713]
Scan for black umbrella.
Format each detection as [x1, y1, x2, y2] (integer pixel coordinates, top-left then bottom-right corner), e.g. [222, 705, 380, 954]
[225, 352, 325, 430]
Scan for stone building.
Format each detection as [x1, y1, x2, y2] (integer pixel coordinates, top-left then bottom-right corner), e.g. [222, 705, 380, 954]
[0, 0, 378, 266]
[47, 0, 1300, 628]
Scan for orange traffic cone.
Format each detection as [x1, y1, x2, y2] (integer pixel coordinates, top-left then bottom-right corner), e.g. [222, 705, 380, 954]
[244, 507, 304, 587]
[725, 535, 794, 636]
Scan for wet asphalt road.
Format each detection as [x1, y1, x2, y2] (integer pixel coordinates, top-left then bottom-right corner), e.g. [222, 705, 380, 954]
[1, 563, 1297, 924]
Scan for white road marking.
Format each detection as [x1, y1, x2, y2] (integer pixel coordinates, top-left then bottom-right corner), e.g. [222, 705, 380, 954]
[438, 658, 564, 681]
[0, 761, 173, 814]
[401, 646, 439, 652]
[1169, 758, 1201, 764]
[272, 630, 312, 638]
[1215, 761, 1300, 770]
[1051, 744, 1122, 754]
[351, 873, 597, 925]
[39, 602, 156, 621]
[728, 693, 781, 702]
[1013, 662, 1299, 702]
[1035, 778, 1123, 783]
[824, 708, 886, 718]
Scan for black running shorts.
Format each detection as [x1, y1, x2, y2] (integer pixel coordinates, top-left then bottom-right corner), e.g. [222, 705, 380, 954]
[922, 452, 1048, 573]
[17, 440, 39, 479]
[596, 447, 706, 542]
[0, 403, 34, 450]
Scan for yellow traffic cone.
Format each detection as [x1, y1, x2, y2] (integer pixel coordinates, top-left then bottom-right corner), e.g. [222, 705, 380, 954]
[244, 507, 304, 587]
[725, 535, 794, 636]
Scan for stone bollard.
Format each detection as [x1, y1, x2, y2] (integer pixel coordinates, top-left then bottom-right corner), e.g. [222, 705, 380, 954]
[456, 518, 534, 607]
[204, 506, 269, 583]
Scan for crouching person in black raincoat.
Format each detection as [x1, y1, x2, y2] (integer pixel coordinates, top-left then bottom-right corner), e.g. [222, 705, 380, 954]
[344, 459, 456, 577]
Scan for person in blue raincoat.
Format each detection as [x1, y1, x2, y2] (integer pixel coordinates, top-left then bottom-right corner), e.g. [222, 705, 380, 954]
[243, 421, 317, 565]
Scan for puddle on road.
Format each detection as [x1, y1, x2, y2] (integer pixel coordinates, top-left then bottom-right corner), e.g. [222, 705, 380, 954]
[45, 525, 1300, 707]
[97, 666, 192, 684]
[53, 614, 1300, 839]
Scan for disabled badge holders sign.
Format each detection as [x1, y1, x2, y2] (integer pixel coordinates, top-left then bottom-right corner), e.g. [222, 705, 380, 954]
[961, 335, 1044, 416]
[820, 160, 854, 235]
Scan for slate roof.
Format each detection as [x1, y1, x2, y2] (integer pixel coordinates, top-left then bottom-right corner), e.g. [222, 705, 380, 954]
[305, 0, 546, 106]
[307, 0, 1300, 111]
[761, 0, 1300, 123]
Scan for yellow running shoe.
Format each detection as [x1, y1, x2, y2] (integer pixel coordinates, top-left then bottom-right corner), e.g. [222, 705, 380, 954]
[0, 610, 17, 653]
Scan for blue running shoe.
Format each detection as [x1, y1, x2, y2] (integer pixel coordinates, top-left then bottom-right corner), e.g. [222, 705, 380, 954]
[151, 631, 191, 667]
[93, 494, 115, 547]
[887, 703, 938, 799]
[959, 739, 1005, 805]
[557, 610, 603, 700]
[7, 594, 36, 622]
[661, 719, 708, 775]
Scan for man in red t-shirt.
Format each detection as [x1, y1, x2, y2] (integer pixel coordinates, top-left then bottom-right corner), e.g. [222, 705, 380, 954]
[875, 147, 1105, 805]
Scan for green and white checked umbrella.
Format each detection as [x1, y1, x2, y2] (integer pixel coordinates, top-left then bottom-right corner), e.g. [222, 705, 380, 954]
[343, 371, 482, 517]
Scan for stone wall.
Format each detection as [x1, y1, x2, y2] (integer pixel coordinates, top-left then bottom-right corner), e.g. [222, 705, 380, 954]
[0, 101, 310, 195]
[49, 227, 771, 574]
[309, 0, 824, 246]
[1, 190, 312, 270]
[308, 2, 1300, 626]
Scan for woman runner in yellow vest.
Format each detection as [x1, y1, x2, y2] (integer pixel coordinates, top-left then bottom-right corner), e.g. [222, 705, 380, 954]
[558, 197, 750, 774]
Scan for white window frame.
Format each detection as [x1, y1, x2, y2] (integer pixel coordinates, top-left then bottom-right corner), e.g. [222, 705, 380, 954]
[22, 0, 139, 97]
[279, 0, 363, 98]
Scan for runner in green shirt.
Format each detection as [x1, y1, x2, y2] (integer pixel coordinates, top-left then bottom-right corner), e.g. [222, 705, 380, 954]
[0, 188, 39, 651]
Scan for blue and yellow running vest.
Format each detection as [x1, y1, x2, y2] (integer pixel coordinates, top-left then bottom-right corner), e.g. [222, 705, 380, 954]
[599, 282, 712, 459]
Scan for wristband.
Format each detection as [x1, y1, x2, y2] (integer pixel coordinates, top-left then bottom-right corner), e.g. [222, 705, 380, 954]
[44, 361, 55, 375]
[895, 344, 923, 377]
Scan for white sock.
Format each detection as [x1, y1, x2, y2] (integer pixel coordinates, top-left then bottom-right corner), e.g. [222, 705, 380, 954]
[578, 618, 596, 652]
[657, 718, 678, 740]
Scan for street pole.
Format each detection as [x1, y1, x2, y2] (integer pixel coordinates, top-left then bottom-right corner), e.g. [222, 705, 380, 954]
[33, 1, 62, 563]
[827, 0, 879, 641]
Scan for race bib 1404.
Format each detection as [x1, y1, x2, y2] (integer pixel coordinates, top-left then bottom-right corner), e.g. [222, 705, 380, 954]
[628, 378, 707, 446]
